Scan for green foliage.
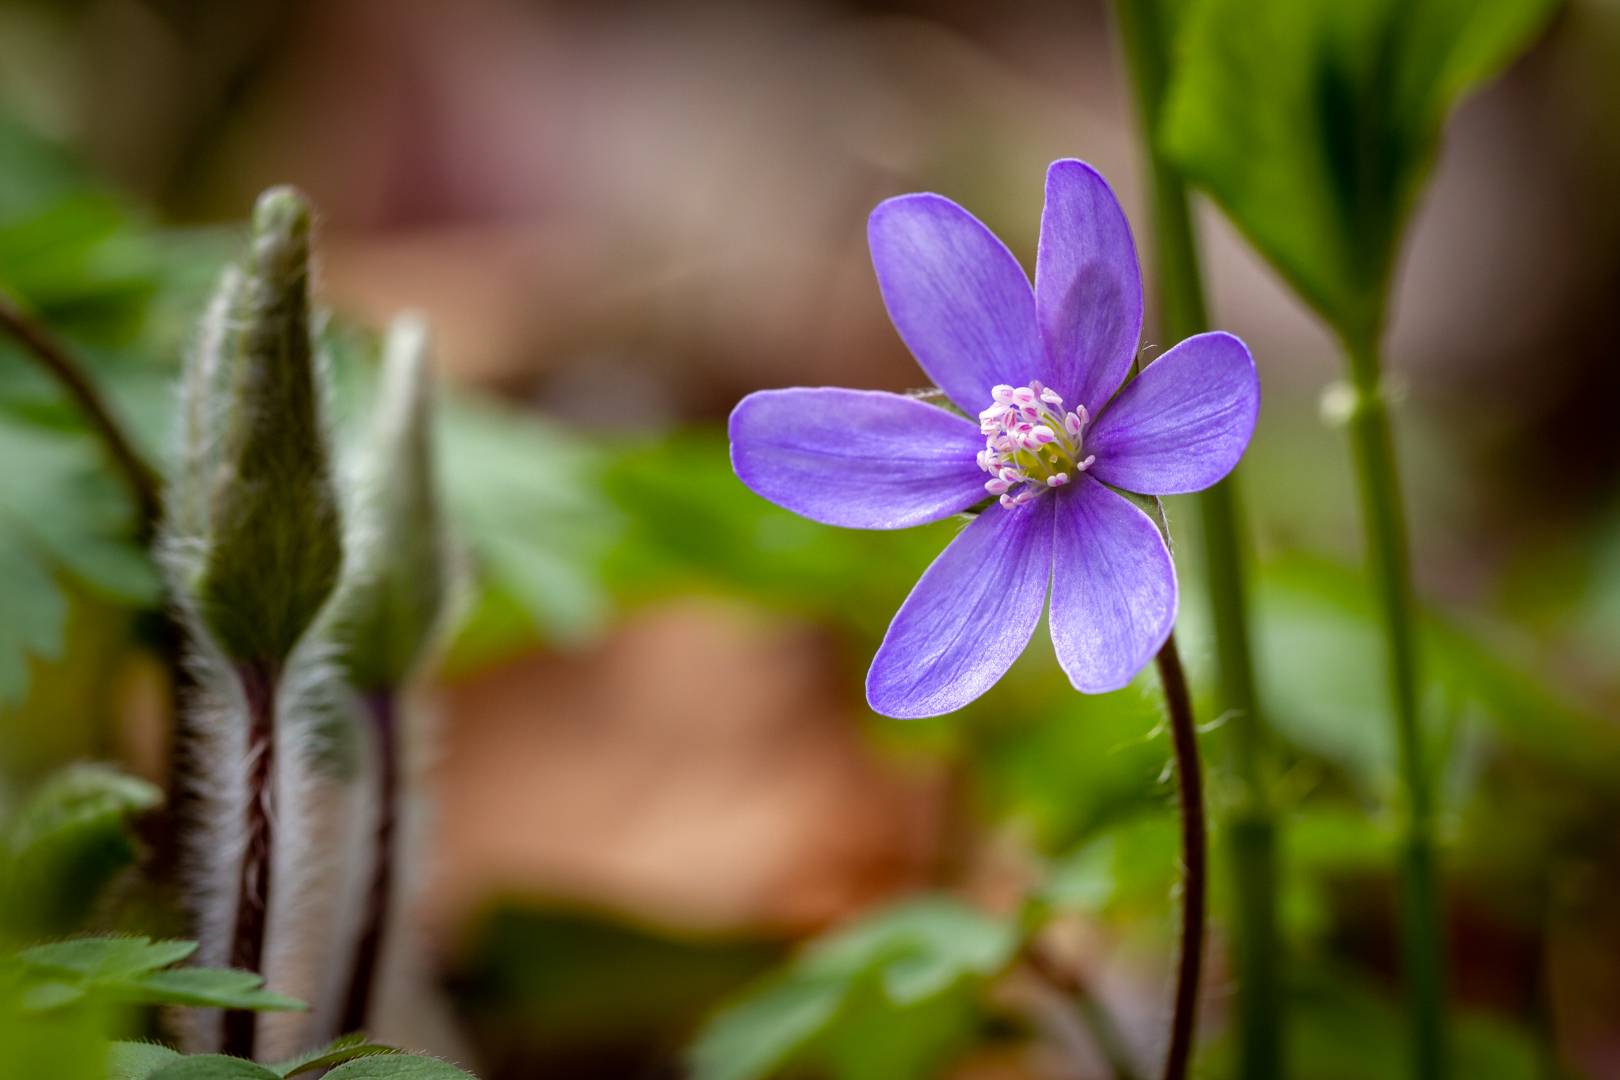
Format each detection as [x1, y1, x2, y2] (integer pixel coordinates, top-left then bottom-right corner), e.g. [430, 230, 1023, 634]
[1254, 553, 1620, 795]
[0, 764, 161, 938]
[602, 429, 951, 646]
[102, 1035, 475, 1080]
[436, 392, 618, 673]
[329, 314, 445, 691]
[1163, 0, 1559, 343]
[14, 937, 303, 1012]
[688, 897, 1018, 1080]
[193, 186, 342, 666]
[0, 417, 157, 705]
[262, 1033, 400, 1077]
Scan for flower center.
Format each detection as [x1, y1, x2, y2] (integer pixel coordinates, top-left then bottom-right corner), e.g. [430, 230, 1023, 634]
[977, 381, 1094, 508]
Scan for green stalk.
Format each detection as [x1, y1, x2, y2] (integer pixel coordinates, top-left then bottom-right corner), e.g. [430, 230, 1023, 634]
[1344, 334, 1445, 1080]
[1111, 1, 1281, 1076]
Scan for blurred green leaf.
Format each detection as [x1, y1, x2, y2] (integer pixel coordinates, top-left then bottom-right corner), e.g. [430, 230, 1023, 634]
[14, 936, 304, 1014]
[1164, 0, 1558, 342]
[437, 394, 618, 672]
[1251, 554, 1620, 796]
[1, 764, 161, 937]
[0, 417, 155, 705]
[602, 429, 950, 647]
[0, 964, 105, 1080]
[689, 897, 1016, 1080]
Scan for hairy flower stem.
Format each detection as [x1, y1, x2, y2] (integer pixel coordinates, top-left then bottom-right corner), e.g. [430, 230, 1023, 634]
[0, 287, 163, 541]
[1155, 634, 1205, 1080]
[223, 659, 279, 1059]
[340, 689, 401, 1036]
[1345, 334, 1445, 1080]
[1112, 1, 1279, 1074]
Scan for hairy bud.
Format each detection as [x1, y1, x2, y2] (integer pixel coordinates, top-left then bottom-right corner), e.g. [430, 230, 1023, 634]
[194, 186, 343, 666]
[331, 313, 446, 691]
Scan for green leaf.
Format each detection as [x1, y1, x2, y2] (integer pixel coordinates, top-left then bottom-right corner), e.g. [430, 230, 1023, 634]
[0, 418, 155, 705]
[14, 935, 305, 1014]
[106, 1041, 182, 1079]
[270, 1034, 400, 1077]
[3, 763, 162, 935]
[321, 1056, 478, 1079]
[144, 1056, 281, 1080]
[0, 522, 65, 704]
[802, 898, 1018, 1007]
[1163, 0, 1559, 343]
[688, 976, 847, 1080]
[114, 968, 305, 1012]
[688, 897, 1017, 1080]
[438, 393, 616, 662]
[18, 938, 195, 981]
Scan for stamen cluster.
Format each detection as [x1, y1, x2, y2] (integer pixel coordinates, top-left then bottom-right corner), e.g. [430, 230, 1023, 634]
[977, 381, 1094, 508]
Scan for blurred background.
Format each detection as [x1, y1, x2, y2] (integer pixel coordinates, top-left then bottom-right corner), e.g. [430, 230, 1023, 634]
[5, 0, 1620, 1078]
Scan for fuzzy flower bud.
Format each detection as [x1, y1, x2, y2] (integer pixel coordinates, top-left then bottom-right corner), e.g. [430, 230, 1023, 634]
[193, 186, 343, 666]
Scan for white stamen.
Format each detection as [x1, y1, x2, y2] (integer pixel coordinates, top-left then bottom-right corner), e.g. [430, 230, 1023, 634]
[975, 379, 1095, 509]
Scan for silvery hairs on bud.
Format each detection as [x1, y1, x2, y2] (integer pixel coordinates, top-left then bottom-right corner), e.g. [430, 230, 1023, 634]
[331, 311, 448, 694]
[310, 312, 451, 1044]
[161, 186, 346, 1056]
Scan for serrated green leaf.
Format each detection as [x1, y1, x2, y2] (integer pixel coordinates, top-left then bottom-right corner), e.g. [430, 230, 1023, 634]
[144, 1055, 281, 1080]
[1163, 0, 1559, 343]
[271, 1034, 400, 1077]
[321, 1055, 478, 1079]
[106, 1041, 183, 1080]
[120, 968, 305, 1012]
[19, 937, 196, 981]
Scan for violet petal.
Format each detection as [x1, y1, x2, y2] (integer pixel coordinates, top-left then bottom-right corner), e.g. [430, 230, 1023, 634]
[868, 193, 1045, 414]
[867, 497, 1055, 718]
[1085, 331, 1260, 496]
[1049, 478, 1176, 694]
[1034, 160, 1144, 418]
[730, 387, 987, 529]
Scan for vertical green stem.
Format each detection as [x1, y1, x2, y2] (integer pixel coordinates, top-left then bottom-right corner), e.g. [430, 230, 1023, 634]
[1344, 336, 1445, 1080]
[1111, 1, 1280, 1076]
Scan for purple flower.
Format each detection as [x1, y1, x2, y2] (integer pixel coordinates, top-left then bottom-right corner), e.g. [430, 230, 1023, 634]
[729, 160, 1259, 718]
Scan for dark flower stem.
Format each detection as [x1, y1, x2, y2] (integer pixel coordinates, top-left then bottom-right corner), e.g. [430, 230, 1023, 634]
[224, 659, 279, 1060]
[340, 688, 401, 1036]
[1155, 634, 1205, 1080]
[0, 287, 163, 542]
[1345, 332, 1445, 1080]
[1111, 1, 1280, 1075]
